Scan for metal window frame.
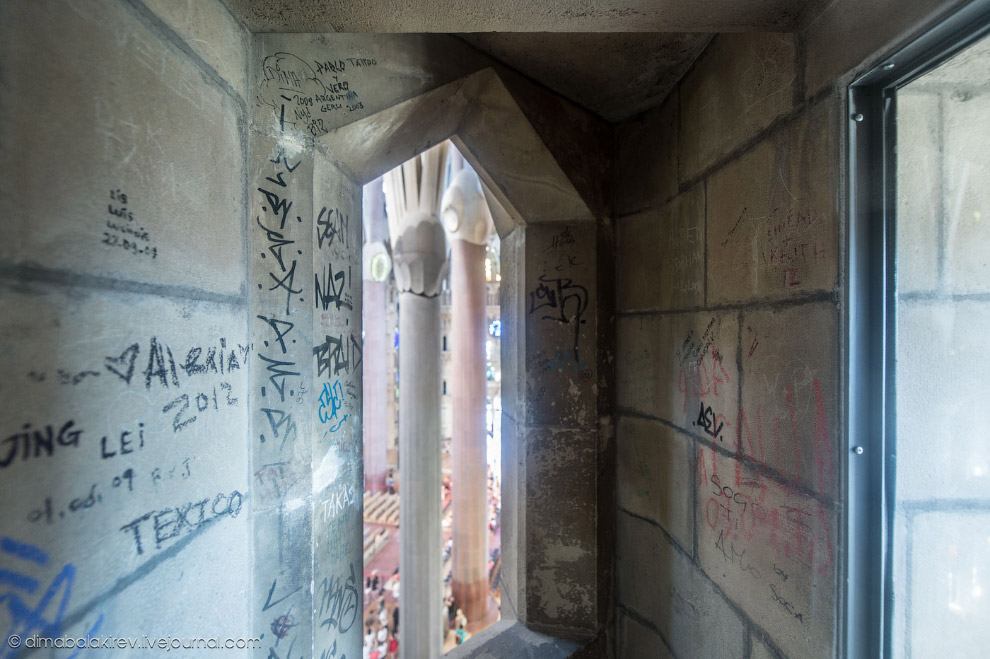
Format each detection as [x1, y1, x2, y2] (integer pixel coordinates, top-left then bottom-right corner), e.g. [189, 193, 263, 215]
[846, 3, 990, 657]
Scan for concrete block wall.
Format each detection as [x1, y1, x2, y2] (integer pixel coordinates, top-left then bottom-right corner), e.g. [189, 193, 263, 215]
[614, 31, 842, 659]
[0, 0, 252, 651]
[613, 1, 981, 655]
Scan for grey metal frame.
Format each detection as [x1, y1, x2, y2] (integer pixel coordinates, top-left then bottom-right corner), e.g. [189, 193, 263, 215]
[846, 3, 990, 656]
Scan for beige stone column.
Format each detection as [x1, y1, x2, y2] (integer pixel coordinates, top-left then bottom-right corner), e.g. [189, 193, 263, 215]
[441, 167, 494, 622]
[384, 143, 449, 659]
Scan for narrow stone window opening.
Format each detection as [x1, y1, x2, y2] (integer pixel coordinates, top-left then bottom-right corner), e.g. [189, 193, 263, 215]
[361, 142, 503, 658]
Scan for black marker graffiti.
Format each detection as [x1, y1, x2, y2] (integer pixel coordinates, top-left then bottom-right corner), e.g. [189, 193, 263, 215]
[313, 333, 362, 378]
[0, 420, 82, 469]
[316, 207, 350, 250]
[317, 563, 359, 634]
[119, 490, 243, 556]
[693, 401, 725, 440]
[102, 338, 248, 389]
[529, 274, 588, 366]
[315, 262, 353, 312]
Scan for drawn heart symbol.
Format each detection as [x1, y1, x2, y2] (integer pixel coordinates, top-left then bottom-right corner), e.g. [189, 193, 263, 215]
[104, 343, 140, 385]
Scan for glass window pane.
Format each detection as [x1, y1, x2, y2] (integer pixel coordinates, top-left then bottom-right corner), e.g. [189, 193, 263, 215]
[892, 32, 990, 659]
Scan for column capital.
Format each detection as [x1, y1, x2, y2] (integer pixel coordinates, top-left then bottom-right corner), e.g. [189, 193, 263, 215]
[441, 168, 493, 246]
[391, 210, 447, 296]
[362, 240, 391, 283]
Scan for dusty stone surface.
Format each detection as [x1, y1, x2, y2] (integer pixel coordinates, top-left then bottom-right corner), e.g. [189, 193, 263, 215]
[613, 25, 848, 659]
[615, 94, 679, 214]
[316, 67, 596, 226]
[659, 185, 706, 310]
[526, 427, 598, 638]
[142, 0, 250, 99]
[0, 284, 251, 642]
[481, 178, 518, 242]
[616, 315, 662, 414]
[603, 0, 976, 653]
[664, 312, 740, 443]
[679, 33, 796, 181]
[249, 128, 318, 654]
[491, 68, 613, 219]
[739, 302, 839, 499]
[617, 610, 674, 659]
[246, 116, 365, 659]
[0, 0, 255, 649]
[226, 0, 809, 33]
[890, 510, 910, 658]
[616, 416, 694, 552]
[524, 223, 598, 428]
[460, 33, 711, 122]
[445, 620, 581, 659]
[253, 33, 489, 136]
[0, 0, 247, 298]
[802, 0, 969, 97]
[696, 449, 837, 659]
[497, 229, 527, 627]
[617, 311, 739, 437]
[311, 152, 364, 659]
[616, 211, 662, 312]
[617, 511, 747, 659]
[457, 73, 596, 224]
[499, 418, 525, 621]
[750, 635, 781, 659]
[321, 78, 470, 183]
[706, 100, 838, 305]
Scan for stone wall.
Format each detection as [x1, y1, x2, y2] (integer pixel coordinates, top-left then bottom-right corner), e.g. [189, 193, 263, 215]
[249, 32, 615, 653]
[519, 223, 600, 639]
[614, 31, 841, 658]
[0, 0, 253, 652]
[611, 1, 976, 657]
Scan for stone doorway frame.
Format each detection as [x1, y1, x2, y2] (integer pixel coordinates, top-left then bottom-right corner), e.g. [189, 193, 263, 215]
[320, 66, 612, 652]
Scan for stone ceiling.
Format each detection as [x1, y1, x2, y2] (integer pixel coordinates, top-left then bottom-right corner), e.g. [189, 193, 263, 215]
[456, 33, 712, 122]
[226, 0, 817, 122]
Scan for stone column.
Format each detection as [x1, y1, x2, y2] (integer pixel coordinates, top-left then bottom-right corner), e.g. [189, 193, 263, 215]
[363, 177, 390, 491]
[441, 167, 494, 622]
[385, 144, 448, 659]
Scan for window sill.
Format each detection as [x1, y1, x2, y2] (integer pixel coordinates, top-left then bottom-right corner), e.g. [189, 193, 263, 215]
[443, 620, 582, 658]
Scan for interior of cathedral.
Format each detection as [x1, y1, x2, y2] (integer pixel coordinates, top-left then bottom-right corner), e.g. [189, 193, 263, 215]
[1, 1, 988, 657]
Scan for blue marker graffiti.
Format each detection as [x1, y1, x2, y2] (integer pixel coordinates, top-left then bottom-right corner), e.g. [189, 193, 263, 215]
[318, 381, 348, 432]
[0, 537, 103, 658]
[545, 349, 581, 372]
